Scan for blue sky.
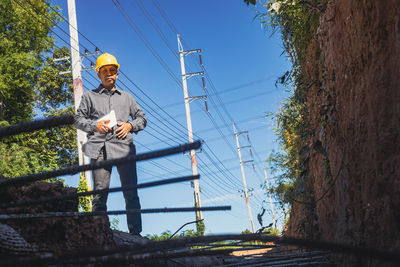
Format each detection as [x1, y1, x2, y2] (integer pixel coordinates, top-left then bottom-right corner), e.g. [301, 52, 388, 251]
[51, 0, 291, 235]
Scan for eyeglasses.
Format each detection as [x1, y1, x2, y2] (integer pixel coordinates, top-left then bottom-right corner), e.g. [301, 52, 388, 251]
[100, 67, 117, 75]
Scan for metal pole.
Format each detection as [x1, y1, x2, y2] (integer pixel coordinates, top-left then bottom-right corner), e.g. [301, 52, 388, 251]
[177, 34, 203, 225]
[67, 0, 91, 190]
[233, 123, 255, 233]
[263, 168, 276, 229]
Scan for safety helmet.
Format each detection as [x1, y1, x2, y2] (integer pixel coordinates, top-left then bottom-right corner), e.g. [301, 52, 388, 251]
[95, 53, 120, 73]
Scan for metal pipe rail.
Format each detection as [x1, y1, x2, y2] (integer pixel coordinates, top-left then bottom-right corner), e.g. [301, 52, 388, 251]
[0, 114, 74, 138]
[0, 206, 231, 220]
[0, 140, 201, 187]
[0, 175, 199, 209]
[63, 233, 399, 263]
[216, 251, 332, 267]
[2, 233, 399, 266]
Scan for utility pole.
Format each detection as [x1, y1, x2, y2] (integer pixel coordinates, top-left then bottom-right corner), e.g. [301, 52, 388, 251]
[263, 168, 276, 229]
[233, 123, 255, 233]
[67, 0, 91, 189]
[177, 34, 207, 231]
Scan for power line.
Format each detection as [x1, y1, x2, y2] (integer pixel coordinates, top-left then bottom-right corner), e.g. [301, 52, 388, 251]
[164, 90, 276, 120]
[174, 31, 270, 192]
[30, 0, 194, 149]
[142, 114, 267, 148]
[137, 0, 243, 166]
[115, 5, 248, 207]
[148, 2, 251, 163]
[161, 79, 274, 109]
[134, 0, 179, 59]
[110, 0, 256, 202]
[111, 0, 182, 87]
[15, 0, 257, 220]
[205, 125, 267, 144]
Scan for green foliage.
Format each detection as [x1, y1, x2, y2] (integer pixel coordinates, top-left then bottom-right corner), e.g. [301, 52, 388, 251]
[180, 229, 198, 238]
[77, 173, 92, 212]
[146, 228, 202, 241]
[110, 216, 121, 231]
[0, 141, 54, 177]
[35, 46, 73, 113]
[241, 229, 252, 235]
[257, 0, 321, 67]
[268, 227, 281, 236]
[196, 217, 205, 236]
[146, 230, 173, 241]
[266, 91, 309, 206]
[254, 1, 323, 209]
[244, 0, 258, 5]
[0, 0, 59, 122]
[0, 0, 77, 180]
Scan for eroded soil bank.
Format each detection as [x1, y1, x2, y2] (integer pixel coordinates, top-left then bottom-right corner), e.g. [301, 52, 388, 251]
[285, 0, 400, 266]
[0, 181, 114, 255]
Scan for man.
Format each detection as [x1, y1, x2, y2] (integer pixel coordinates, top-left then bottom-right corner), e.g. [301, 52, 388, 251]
[74, 53, 147, 236]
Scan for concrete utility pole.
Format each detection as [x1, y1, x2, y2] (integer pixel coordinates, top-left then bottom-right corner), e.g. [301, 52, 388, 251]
[67, 0, 91, 189]
[233, 123, 255, 233]
[177, 34, 205, 228]
[263, 168, 276, 229]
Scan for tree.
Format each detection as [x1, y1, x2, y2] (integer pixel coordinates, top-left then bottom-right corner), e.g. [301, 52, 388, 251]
[244, 0, 257, 5]
[0, 0, 57, 122]
[0, 0, 77, 178]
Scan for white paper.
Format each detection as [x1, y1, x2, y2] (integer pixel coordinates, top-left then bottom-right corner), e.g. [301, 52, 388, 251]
[97, 110, 117, 128]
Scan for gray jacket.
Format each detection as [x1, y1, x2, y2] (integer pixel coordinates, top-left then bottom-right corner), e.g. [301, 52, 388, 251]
[74, 85, 147, 159]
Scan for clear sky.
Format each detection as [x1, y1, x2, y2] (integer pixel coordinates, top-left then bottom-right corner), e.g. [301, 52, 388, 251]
[51, 0, 291, 235]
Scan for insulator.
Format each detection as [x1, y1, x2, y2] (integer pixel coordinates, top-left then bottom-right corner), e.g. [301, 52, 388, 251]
[95, 47, 99, 54]
[205, 100, 209, 113]
[199, 54, 203, 66]
[202, 76, 206, 90]
[247, 134, 250, 142]
[90, 61, 94, 68]
[250, 149, 253, 157]
[85, 48, 88, 55]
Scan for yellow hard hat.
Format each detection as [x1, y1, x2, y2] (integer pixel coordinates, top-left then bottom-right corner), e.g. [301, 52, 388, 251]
[95, 53, 120, 73]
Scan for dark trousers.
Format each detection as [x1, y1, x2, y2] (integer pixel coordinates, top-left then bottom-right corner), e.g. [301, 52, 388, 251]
[91, 146, 142, 234]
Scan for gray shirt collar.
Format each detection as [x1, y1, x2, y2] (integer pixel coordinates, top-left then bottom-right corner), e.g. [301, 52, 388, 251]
[98, 84, 122, 95]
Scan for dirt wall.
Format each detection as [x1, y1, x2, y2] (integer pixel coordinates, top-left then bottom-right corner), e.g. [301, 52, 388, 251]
[285, 0, 400, 265]
[0, 181, 115, 256]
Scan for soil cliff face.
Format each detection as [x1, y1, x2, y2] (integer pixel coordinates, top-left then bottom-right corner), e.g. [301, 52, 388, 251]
[0, 181, 115, 256]
[285, 0, 400, 265]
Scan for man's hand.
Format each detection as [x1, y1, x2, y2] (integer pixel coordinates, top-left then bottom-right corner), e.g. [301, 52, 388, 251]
[96, 120, 112, 134]
[116, 122, 133, 139]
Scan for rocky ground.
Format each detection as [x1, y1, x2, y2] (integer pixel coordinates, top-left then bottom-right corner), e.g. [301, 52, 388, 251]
[0, 180, 228, 266]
